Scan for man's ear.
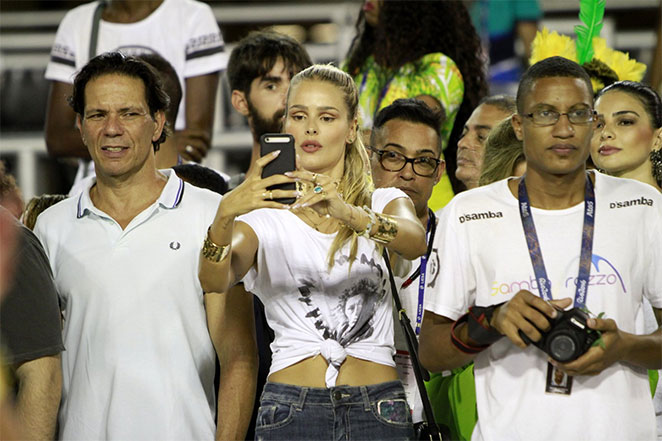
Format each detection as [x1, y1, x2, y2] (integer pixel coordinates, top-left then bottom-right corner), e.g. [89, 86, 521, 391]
[231, 90, 250, 117]
[151, 110, 166, 142]
[433, 159, 445, 185]
[511, 114, 524, 141]
[76, 115, 85, 144]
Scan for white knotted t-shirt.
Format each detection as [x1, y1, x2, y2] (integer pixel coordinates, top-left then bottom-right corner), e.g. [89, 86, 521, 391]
[239, 187, 409, 387]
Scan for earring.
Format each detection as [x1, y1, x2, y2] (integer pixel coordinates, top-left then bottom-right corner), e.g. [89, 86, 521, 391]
[650, 149, 662, 185]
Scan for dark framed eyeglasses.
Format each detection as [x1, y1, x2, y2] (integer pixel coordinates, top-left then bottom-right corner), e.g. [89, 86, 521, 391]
[369, 147, 441, 177]
[524, 108, 595, 126]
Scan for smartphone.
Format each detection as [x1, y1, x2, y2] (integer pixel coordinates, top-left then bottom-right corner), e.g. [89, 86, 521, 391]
[260, 133, 296, 204]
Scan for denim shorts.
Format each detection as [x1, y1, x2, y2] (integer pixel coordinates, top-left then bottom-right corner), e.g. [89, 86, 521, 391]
[255, 380, 414, 441]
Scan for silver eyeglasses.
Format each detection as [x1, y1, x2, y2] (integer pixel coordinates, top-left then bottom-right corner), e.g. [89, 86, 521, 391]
[524, 108, 595, 126]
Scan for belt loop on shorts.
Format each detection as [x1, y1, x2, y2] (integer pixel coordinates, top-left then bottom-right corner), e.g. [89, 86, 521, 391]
[295, 386, 307, 411]
[360, 385, 371, 411]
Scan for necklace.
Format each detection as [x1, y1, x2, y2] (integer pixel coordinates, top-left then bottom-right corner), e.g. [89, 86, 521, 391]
[296, 207, 338, 233]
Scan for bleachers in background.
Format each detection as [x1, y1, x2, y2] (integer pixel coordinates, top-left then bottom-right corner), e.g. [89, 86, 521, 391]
[0, 0, 659, 199]
[0, 2, 362, 199]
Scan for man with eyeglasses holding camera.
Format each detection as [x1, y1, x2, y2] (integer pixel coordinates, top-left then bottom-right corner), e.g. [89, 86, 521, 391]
[419, 57, 661, 441]
[369, 98, 446, 434]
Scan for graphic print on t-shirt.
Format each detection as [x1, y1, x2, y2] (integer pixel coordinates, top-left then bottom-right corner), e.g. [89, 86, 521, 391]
[489, 253, 627, 298]
[115, 45, 158, 56]
[297, 252, 388, 347]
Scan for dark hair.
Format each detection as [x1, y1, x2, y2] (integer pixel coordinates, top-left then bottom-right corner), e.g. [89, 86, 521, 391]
[345, 1, 487, 191]
[479, 95, 517, 115]
[227, 30, 313, 95]
[370, 98, 445, 155]
[137, 53, 182, 128]
[172, 164, 228, 195]
[69, 52, 170, 151]
[516, 56, 593, 113]
[596, 81, 662, 128]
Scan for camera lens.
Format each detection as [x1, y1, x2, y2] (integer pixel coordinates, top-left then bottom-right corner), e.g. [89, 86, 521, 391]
[548, 333, 577, 362]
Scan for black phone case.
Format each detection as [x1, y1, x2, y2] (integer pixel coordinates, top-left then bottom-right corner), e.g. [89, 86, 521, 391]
[260, 133, 296, 204]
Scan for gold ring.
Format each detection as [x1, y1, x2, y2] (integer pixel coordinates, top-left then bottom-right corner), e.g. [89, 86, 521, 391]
[312, 173, 318, 184]
[268, 190, 274, 200]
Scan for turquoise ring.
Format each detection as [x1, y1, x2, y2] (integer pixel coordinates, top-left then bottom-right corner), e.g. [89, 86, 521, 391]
[313, 185, 324, 194]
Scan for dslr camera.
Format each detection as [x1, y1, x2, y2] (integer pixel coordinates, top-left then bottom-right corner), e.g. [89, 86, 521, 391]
[519, 307, 599, 362]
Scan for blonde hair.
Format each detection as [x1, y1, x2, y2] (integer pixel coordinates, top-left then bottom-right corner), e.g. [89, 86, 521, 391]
[287, 65, 374, 268]
[22, 194, 67, 231]
[479, 116, 525, 186]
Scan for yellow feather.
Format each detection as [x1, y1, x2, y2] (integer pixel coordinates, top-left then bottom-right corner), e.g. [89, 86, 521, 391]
[530, 28, 577, 66]
[591, 37, 646, 82]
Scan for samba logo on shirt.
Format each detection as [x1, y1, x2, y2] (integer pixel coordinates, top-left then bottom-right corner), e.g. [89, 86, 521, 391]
[489, 254, 626, 297]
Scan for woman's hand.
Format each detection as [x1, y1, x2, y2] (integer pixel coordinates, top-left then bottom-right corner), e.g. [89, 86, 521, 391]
[219, 151, 300, 219]
[286, 170, 350, 220]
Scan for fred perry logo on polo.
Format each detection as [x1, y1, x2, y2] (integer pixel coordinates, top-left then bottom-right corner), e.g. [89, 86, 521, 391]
[458, 211, 503, 224]
[169, 241, 181, 250]
[609, 196, 654, 209]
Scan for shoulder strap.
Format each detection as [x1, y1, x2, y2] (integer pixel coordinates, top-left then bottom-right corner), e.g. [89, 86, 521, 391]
[383, 248, 441, 439]
[89, 0, 107, 59]
[401, 209, 437, 286]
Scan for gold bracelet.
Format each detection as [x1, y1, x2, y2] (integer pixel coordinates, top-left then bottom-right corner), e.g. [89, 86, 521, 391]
[345, 205, 375, 237]
[202, 227, 231, 262]
[369, 211, 398, 244]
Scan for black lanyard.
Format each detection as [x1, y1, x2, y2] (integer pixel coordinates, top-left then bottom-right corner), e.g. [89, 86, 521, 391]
[518, 174, 595, 308]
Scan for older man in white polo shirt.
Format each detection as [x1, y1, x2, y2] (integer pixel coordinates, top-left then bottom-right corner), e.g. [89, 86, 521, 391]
[34, 52, 257, 441]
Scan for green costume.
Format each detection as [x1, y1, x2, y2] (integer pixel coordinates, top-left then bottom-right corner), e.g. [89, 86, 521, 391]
[351, 52, 464, 211]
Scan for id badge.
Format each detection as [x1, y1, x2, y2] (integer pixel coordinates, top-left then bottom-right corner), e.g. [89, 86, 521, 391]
[545, 362, 573, 395]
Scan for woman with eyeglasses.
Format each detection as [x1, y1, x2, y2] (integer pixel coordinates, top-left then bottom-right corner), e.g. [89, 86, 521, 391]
[590, 81, 662, 192]
[199, 65, 426, 440]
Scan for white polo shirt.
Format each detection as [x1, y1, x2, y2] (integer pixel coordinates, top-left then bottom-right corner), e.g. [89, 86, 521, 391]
[35, 169, 222, 441]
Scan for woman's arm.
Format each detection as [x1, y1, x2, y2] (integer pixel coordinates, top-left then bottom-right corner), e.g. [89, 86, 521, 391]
[177, 73, 220, 162]
[199, 151, 299, 293]
[369, 196, 426, 259]
[44, 81, 90, 159]
[287, 170, 427, 260]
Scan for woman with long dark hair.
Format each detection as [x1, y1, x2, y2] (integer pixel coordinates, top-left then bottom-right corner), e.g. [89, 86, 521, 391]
[345, 0, 488, 207]
[591, 81, 662, 191]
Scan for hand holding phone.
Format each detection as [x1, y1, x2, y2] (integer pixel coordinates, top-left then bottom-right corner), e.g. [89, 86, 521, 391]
[260, 133, 296, 204]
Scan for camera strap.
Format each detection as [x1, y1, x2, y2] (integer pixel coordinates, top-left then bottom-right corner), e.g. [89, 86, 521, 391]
[518, 172, 595, 308]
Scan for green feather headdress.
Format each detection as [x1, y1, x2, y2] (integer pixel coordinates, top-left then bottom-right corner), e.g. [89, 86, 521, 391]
[529, 0, 646, 93]
[574, 0, 605, 65]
